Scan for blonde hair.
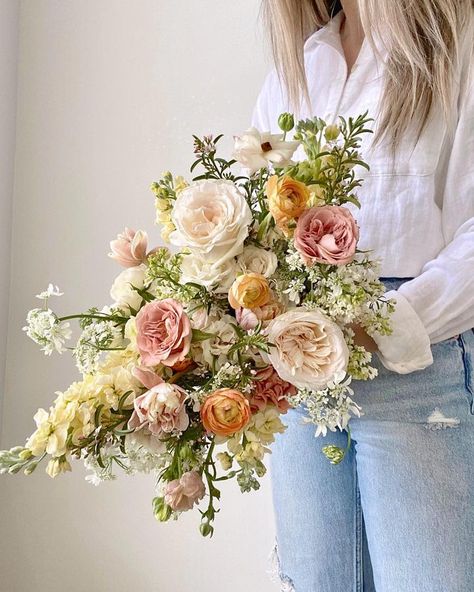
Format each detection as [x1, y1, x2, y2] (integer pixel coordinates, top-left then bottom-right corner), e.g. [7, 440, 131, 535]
[261, 0, 473, 146]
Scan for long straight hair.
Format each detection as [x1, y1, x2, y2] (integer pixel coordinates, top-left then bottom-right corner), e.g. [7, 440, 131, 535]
[261, 0, 473, 147]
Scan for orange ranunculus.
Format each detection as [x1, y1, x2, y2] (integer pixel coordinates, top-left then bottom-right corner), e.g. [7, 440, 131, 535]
[200, 389, 251, 436]
[228, 273, 271, 309]
[265, 174, 310, 233]
[171, 358, 196, 373]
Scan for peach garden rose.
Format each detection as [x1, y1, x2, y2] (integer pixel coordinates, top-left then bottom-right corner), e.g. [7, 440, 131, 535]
[264, 308, 349, 391]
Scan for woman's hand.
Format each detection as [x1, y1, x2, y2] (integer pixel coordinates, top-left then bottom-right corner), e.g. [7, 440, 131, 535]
[347, 322, 378, 353]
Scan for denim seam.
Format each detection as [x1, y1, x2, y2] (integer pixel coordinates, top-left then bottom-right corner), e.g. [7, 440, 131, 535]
[458, 334, 474, 414]
[354, 463, 363, 592]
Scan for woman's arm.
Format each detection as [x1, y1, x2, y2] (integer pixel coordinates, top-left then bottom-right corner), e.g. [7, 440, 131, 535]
[373, 39, 474, 373]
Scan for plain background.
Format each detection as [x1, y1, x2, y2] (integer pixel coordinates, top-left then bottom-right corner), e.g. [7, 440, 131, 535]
[0, 1, 281, 590]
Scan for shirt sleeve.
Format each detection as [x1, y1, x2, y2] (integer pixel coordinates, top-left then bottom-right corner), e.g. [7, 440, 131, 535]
[372, 40, 474, 374]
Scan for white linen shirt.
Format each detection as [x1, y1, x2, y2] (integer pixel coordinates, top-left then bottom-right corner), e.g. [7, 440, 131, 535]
[251, 10, 474, 374]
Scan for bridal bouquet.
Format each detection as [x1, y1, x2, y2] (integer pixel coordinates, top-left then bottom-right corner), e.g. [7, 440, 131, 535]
[0, 112, 394, 535]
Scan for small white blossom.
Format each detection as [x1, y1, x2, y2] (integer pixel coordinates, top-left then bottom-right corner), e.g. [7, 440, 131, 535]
[35, 284, 64, 300]
[283, 278, 305, 304]
[74, 321, 123, 375]
[23, 308, 72, 355]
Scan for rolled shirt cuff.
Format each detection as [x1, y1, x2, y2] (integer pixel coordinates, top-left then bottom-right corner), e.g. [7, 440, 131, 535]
[372, 289, 434, 374]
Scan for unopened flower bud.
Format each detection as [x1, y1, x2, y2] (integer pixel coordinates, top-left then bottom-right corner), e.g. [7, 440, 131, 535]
[9, 446, 25, 455]
[199, 520, 214, 537]
[8, 463, 24, 474]
[152, 496, 172, 522]
[324, 124, 340, 142]
[23, 462, 38, 476]
[278, 112, 295, 133]
[322, 445, 346, 465]
[19, 449, 33, 461]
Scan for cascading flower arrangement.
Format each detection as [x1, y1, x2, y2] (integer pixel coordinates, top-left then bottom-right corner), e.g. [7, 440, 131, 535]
[0, 112, 395, 536]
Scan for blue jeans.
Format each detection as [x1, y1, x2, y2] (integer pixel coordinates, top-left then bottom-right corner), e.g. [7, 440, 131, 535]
[269, 277, 474, 592]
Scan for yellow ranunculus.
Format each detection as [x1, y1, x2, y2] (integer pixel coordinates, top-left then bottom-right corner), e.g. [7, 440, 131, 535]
[265, 174, 310, 234]
[228, 273, 271, 309]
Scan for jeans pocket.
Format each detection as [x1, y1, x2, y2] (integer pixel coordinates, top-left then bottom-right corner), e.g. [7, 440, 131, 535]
[457, 332, 474, 414]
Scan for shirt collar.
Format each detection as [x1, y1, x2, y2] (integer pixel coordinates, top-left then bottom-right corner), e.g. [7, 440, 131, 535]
[303, 10, 345, 54]
[303, 10, 388, 64]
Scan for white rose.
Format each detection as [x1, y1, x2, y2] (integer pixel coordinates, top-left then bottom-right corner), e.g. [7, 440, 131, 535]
[200, 314, 237, 369]
[169, 180, 252, 265]
[264, 308, 349, 390]
[110, 265, 146, 312]
[180, 253, 237, 294]
[237, 245, 278, 278]
[232, 127, 300, 174]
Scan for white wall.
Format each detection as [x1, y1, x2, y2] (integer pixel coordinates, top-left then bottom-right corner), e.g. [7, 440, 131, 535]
[0, 2, 279, 591]
[0, 0, 19, 437]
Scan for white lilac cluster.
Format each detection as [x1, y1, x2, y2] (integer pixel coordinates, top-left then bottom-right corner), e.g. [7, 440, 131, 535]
[23, 308, 72, 355]
[345, 327, 379, 381]
[73, 320, 123, 375]
[287, 373, 361, 437]
[304, 257, 385, 322]
[84, 440, 171, 486]
[201, 362, 246, 395]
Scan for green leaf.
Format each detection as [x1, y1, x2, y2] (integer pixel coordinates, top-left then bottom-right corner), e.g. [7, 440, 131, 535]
[256, 211, 274, 243]
[343, 194, 361, 208]
[192, 329, 215, 342]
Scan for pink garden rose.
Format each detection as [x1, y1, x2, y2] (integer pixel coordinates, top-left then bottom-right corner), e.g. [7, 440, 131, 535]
[136, 299, 191, 367]
[250, 366, 295, 414]
[128, 383, 189, 437]
[294, 205, 359, 265]
[109, 227, 149, 268]
[163, 470, 206, 512]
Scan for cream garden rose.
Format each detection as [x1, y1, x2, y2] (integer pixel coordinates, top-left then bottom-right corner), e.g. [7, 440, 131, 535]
[169, 180, 252, 265]
[236, 245, 278, 278]
[264, 308, 349, 390]
[180, 253, 237, 294]
[110, 265, 146, 312]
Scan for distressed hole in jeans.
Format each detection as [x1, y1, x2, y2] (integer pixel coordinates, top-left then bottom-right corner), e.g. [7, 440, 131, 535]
[267, 540, 296, 591]
[424, 408, 460, 430]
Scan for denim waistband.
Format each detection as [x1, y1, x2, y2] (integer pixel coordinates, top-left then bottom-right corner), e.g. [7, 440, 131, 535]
[379, 276, 414, 290]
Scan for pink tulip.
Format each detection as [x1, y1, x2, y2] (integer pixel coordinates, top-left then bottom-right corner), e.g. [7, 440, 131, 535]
[109, 227, 149, 268]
